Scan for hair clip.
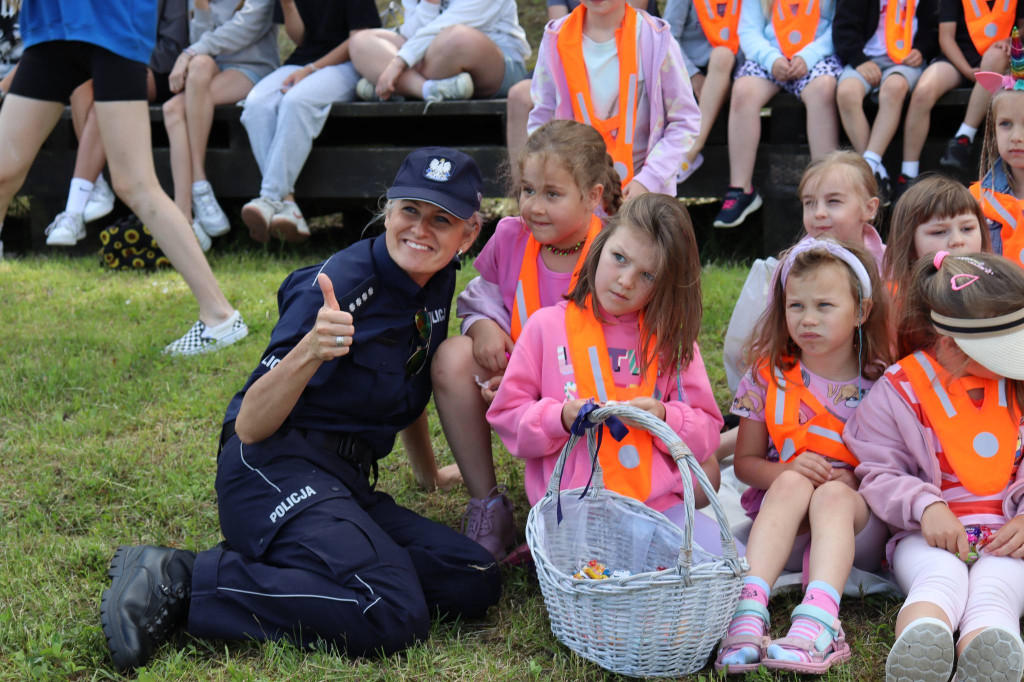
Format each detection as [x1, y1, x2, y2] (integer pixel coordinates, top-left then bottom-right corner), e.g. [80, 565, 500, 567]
[956, 256, 994, 275]
[933, 250, 950, 269]
[951, 273, 980, 291]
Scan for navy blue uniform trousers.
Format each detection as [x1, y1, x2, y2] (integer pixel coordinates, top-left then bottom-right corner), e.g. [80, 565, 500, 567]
[186, 429, 501, 655]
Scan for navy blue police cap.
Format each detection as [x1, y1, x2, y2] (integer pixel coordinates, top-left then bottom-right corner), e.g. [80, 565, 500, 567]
[386, 147, 483, 220]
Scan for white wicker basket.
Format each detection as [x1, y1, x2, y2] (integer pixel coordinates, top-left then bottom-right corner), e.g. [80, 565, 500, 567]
[525, 404, 748, 678]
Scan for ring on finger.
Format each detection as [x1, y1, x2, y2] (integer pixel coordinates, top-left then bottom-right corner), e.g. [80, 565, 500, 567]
[335, 335, 349, 348]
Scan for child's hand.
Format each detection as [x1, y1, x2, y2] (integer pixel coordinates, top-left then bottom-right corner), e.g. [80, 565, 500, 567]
[376, 55, 406, 100]
[855, 61, 882, 87]
[786, 451, 832, 486]
[921, 502, 969, 557]
[467, 320, 514, 373]
[479, 374, 502, 405]
[830, 466, 860, 490]
[623, 180, 649, 201]
[561, 398, 591, 432]
[991, 38, 1012, 56]
[772, 57, 792, 81]
[983, 516, 1024, 558]
[788, 56, 808, 80]
[902, 49, 923, 67]
[624, 396, 667, 422]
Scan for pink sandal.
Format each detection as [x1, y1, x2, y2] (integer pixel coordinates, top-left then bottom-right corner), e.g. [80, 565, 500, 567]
[761, 604, 852, 674]
[714, 599, 771, 674]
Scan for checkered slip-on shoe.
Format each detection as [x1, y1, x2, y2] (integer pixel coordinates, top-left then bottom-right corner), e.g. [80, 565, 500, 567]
[163, 310, 248, 356]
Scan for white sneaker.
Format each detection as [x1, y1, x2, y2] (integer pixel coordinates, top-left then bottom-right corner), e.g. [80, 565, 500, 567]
[84, 175, 115, 223]
[425, 72, 474, 103]
[45, 211, 86, 246]
[356, 77, 378, 102]
[241, 196, 281, 243]
[270, 200, 311, 242]
[163, 310, 248, 356]
[192, 182, 230, 237]
[191, 219, 212, 253]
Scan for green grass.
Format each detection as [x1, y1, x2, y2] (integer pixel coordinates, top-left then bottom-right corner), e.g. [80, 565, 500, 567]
[0, 247, 900, 681]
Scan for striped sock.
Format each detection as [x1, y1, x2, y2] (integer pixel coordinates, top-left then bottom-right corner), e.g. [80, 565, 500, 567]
[720, 575, 770, 666]
[767, 581, 841, 663]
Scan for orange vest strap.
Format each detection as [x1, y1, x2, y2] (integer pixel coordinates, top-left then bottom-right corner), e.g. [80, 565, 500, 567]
[693, 0, 742, 52]
[971, 182, 1024, 269]
[885, 0, 917, 63]
[961, 0, 1018, 55]
[556, 4, 639, 187]
[511, 214, 602, 342]
[772, 0, 822, 59]
[566, 299, 658, 501]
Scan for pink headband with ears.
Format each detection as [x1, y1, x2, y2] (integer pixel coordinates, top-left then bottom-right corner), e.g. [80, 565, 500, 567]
[976, 71, 1024, 94]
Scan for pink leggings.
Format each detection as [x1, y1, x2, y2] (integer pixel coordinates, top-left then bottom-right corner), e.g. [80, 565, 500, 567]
[893, 532, 1024, 640]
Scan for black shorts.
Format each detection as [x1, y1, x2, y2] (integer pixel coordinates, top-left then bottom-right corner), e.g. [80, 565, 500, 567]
[151, 70, 173, 104]
[10, 40, 147, 103]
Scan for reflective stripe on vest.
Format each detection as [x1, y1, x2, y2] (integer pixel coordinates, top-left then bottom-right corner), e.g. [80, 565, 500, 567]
[773, 0, 821, 60]
[886, 0, 917, 63]
[510, 214, 602, 342]
[971, 181, 1024, 268]
[694, 0, 742, 52]
[565, 299, 658, 502]
[556, 4, 640, 186]
[900, 350, 1019, 496]
[760, 361, 861, 467]
[961, 0, 1017, 55]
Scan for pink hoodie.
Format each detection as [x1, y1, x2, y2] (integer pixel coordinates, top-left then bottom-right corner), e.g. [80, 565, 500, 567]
[487, 301, 724, 510]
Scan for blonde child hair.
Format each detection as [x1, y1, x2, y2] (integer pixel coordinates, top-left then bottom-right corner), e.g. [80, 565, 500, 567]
[798, 150, 879, 224]
[979, 88, 1022, 196]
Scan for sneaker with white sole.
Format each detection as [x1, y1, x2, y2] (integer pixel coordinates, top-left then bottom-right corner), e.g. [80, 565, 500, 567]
[241, 196, 281, 243]
[84, 175, 116, 223]
[424, 72, 474, 103]
[191, 219, 211, 253]
[676, 153, 704, 184]
[45, 211, 86, 246]
[270, 200, 311, 242]
[192, 181, 230, 237]
[356, 77, 377, 101]
[713, 186, 763, 228]
[163, 310, 248, 356]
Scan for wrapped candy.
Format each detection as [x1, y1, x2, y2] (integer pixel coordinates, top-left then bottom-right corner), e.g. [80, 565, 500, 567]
[572, 559, 634, 580]
[957, 524, 994, 566]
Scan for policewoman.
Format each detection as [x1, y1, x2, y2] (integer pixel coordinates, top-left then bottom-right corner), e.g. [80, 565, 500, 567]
[100, 148, 499, 671]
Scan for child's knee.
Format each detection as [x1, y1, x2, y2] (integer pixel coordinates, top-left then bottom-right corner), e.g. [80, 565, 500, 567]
[879, 74, 909, 102]
[836, 78, 865, 110]
[808, 479, 859, 514]
[803, 76, 837, 105]
[767, 469, 815, 499]
[708, 46, 736, 71]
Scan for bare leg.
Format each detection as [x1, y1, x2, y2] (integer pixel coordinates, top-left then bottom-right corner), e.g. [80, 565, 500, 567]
[895, 602, 953, 638]
[836, 77, 870, 153]
[865, 75, 910, 158]
[963, 48, 1010, 128]
[727, 76, 780, 189]
[401, 410, 463, 491]
[802, 75, 839, 159]
[806, 481, 871, 591]
[744, 470, 814, 586]
[413, 25, 506, 98]
[689, 47, 735, 162]
[505, 78, 532, 176]
[183, 57, 253, 183]
[74, 104, 108, 183]
[163, 94, 193, 220]
[0, 95, 65, 220]
[69, 80, 92, 140]
[902, 61, 960, 162]
[95, 99, 233, 326]
[348, 29, 406, 84]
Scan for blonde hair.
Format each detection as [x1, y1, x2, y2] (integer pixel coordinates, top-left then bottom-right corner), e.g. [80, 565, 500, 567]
[798, 150, 879, 225]
[567, 194, 701, 376]
[746, 239, 893, 382]
[979, 89, 1023, 197]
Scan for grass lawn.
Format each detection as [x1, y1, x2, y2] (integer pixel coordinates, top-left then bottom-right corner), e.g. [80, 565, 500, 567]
[0, 244, 901, 681]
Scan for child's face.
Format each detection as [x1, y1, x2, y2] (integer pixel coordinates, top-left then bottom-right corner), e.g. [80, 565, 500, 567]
[801, 168, 878, 245]
[994, 92, 1024, 176]
[581, 0, 629, 18]
[785, 263, 862, 363]
[913, 212, 984, 260]
[519, 154, 600, 249]
[593, 224, 657, 317]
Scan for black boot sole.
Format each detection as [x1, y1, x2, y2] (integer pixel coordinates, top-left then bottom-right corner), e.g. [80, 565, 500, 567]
[100, 545, 144, 671]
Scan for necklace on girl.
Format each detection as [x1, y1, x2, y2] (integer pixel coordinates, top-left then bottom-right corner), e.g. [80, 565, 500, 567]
[545, 239, 586, 256]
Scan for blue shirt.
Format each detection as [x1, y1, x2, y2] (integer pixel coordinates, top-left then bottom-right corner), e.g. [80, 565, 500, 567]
[224, 235, 456, 458]
[21, 0, 158, 65]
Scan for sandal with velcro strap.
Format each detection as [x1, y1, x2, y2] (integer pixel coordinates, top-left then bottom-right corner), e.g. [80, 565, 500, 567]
[714, 598, 771, 674]
[762, 603, 852, 674]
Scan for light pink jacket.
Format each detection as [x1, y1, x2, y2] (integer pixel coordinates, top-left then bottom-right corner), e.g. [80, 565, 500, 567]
[527, 11, 700, 196]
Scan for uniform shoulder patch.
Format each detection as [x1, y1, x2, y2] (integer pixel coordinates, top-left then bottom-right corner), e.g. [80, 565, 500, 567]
[338, 275, 378, 314]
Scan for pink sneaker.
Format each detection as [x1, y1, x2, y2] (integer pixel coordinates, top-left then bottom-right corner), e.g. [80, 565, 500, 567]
[462, 485, 515, 561]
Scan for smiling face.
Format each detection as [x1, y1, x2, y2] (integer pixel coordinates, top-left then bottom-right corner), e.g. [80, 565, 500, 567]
[785, 262, 862, 363]
[384, 200, 478, 286]
[592, 224, 658, 317]
[912, 211, 984, 259]
[519, 154, 601, 250]
[993, 91, 1024, 184]
[801, 168, 878, 245]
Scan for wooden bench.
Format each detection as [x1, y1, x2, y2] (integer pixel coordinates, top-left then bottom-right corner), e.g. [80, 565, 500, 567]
[11, 90, 976, 258]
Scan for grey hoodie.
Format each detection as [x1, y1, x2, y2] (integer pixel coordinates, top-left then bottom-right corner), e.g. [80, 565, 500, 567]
[189, 0, 278, 81]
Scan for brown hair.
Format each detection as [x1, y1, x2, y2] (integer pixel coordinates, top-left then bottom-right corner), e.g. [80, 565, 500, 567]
[567, 194, 701, 375]
[798, 150, 879, 225]
[514, 120, 623, 215]
[904, 251, 1024, 411]
[746, 239, 893, 383]
[884, 174, 991, 343]
[979, 89, 1023, 197]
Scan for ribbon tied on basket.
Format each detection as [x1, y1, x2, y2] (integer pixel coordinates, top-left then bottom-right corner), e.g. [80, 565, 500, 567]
[557, 400, 629, 524]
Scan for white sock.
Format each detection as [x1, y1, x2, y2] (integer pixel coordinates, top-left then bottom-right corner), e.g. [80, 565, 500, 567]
[94, 174, 110, 192]
[421, 80, 437, 99]
[192, 180, 211, 194]
[901, 161, 920, 178]
[66, 178, 94, 215]
[863, 151, 883, 176]
[955, 123, 978, 142]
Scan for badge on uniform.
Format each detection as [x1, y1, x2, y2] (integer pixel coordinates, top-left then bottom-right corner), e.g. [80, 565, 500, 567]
[424, 158, 453, 183]
[338, 275, 378, 314]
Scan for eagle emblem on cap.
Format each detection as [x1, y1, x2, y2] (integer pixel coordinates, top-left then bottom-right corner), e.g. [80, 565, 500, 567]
[424, 158, 453, 182]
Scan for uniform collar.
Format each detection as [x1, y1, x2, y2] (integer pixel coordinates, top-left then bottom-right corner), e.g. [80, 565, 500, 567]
[370, 233, 453, 301]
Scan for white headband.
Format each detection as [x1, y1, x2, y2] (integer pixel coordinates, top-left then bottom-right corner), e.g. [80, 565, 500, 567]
[780, 238, 873, 299]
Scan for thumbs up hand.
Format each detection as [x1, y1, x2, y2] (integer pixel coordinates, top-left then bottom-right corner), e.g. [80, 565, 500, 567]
[306, 273, 355, 362]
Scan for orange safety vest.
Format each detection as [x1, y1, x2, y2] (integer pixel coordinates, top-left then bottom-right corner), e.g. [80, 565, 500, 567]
[759, 361, 861, 467]
[970, 181, 1024, 268]
[900, 350, 1020, 496]
[772, 0, 822, 59]
[565, 299, 658, 501]
[694, 0, 742, 53]
[885, 0, 917, 63]
[510, 214, 602, 342]
[556, 4, 639, 187]
[961, 0, 1018, 55]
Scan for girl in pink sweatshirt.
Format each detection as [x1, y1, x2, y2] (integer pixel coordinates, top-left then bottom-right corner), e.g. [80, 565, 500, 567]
[486, 193, 726, 550]
[431, 120, 621, 561]
[845, 252, 1024, 682]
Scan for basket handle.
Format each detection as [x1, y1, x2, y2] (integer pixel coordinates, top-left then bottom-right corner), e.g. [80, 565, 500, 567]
[543, 403, 744, 581]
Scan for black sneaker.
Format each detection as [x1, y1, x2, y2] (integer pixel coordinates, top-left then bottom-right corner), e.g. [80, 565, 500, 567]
[100, 545, 196, 671]
[713, 186, 763, 228]
[875, 172, 892, 208]
[939, 135, 973, 172]
[891, 173, 913, 205]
